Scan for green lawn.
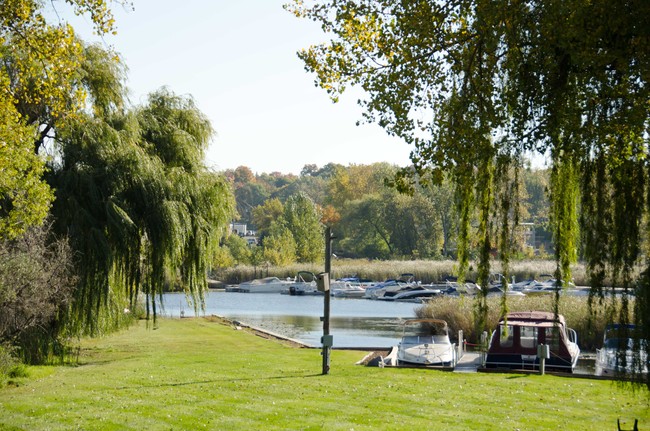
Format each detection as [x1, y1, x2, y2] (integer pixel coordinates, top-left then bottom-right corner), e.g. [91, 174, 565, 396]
[0, 317, 648, 430]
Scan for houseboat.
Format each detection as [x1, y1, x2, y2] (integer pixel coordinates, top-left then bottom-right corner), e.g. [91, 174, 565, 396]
[485, 311, 580, 372]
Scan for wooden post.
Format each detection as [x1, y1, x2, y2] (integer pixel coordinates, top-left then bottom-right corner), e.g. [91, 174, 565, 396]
[538, 344, 549, 375]
[321, 227, 333, 375]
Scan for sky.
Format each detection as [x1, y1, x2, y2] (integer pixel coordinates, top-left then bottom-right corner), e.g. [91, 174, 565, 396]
[54, 0, 412, 175]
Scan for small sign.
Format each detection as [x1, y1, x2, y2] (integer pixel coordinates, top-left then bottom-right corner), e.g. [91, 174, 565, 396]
[317, 272, 330, 292]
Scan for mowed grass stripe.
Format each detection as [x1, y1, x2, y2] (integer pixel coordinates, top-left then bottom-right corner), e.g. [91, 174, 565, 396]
[0, 317, 647, 430]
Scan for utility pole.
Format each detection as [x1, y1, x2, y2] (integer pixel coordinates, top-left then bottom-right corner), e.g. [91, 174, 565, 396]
[319, 227, 334, 375]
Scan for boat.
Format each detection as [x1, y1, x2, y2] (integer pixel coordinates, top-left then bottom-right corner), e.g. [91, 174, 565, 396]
[283, 271, 321, 296]
[364, 273, 417, 299]
[397, 319, 458, 366]
[330, 278, 367, 298]
[439, 279, 481, 296]
[520, 276, 584, 295]
[485, 286, 526, 297]
[238, 276, 294, 293]
[484, 311, 580, 372]
[377, 285, 442, 302]
[595, 324, 648, 377]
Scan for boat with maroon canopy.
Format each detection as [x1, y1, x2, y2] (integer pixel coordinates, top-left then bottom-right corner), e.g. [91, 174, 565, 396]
[485, 311, 580, 372]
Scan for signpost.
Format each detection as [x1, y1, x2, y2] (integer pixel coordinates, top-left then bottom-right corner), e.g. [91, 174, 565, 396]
[319, 227, 334, 375]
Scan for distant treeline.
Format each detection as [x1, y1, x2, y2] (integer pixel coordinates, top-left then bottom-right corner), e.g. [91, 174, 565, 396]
[217, 163, 553, 267]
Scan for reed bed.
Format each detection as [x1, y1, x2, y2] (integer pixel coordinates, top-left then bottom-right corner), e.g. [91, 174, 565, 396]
[214, 259, 590, 285]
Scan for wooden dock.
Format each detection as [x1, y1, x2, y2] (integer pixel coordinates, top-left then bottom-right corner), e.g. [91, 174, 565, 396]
[453, 352, 483, 372]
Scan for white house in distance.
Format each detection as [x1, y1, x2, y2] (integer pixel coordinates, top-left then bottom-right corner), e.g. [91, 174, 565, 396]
[229, 222, 257, 246]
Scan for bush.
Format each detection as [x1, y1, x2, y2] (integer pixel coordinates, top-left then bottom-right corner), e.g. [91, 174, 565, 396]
[0, 343, 30, 388]
[0, 223, 77, 363]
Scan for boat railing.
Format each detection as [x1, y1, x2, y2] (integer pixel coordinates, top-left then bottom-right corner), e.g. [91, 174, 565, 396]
[567, 328, 578, 345]
[455, 329, 464, 366]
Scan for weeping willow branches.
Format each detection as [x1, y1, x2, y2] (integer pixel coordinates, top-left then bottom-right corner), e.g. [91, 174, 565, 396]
[50, 90, 235, 334]
[289, 0, 650, 386]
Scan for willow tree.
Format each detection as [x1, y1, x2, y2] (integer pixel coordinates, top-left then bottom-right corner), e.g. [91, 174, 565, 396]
[1, 0, 127, 239]
[48, 88, 235, 334]
[287, 0, 650, 385]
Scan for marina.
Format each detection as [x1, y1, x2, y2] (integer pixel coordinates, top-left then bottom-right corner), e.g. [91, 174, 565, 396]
[160, 290, 420, 348]
[160, 289, 605, 375]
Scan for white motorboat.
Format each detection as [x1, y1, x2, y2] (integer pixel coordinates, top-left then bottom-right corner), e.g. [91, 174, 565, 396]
[330, 279, 367, 298]
[238, 276, 294, 293]
[283, 271, 321, 295]
[595, 324, 648, 377]
[397, 319, 458, 366]
[364, 273, 417, 299]
[378, 286, 442, 302]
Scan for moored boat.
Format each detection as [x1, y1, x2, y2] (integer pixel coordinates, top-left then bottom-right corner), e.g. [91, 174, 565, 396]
[378, 285, 442, 302]
[485, 311, 580, 372]
[330, 279, 367, 298]
[283, 271, 320, 295]
[364, 273, 417, 299]
[397, 319, 458, 366]
[595, 324, 648, 377]
[238, 276, 294, 293]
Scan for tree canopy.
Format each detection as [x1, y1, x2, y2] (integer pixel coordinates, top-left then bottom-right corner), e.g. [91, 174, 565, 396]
[288, 0, 650, 385]
[0, 0, 128, 239]
[49, 89, 235, 333]
[2, 1, 236, 338]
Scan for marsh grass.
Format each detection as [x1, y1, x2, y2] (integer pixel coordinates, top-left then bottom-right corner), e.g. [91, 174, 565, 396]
[215, 259, 592, 286]
[0, 317, 647, 430]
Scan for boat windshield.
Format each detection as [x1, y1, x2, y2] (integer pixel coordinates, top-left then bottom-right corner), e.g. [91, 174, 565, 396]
[403, 320, 448, 337]
[604, 338, 640, 350]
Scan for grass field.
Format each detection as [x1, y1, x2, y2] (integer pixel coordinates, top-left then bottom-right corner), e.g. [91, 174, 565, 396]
[0, 317, 648, 430]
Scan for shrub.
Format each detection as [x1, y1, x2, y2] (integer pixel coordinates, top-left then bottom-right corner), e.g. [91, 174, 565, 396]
[0, 223, 77, 363]
[0, 343, 18, 387]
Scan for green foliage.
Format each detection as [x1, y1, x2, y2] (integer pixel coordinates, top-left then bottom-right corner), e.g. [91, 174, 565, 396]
[0, 1, 128, 238]
[0, 343, 17, 387]
[213, 243, 236, 268]
[549, 154, 580, 287]
[282, 192, 323, 263]
[236, 163, 548, 262]
[49, 89, 236, 334]
[224, 234, 253, 265]
[262, 226, 297, 266]
[0, 223, 77, 364]
[0, 94, 53, 239]
[251, 197, 284, 239]
[337, 194, 392, 259]
[287, 0, 650, 387]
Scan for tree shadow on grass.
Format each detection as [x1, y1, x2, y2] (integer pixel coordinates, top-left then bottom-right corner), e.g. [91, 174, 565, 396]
[506, 374, 531, 379]
[114, 372, 324, 390]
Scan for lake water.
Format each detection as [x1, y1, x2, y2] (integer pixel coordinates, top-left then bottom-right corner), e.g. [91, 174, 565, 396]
[159, 291, 598, 374]
[159, 291, 422, 348]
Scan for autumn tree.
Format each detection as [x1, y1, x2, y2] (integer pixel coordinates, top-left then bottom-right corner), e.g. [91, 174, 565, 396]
[288, 0, 650, 386]
[252, 197, 284, 240]
[1, 0, 128, 239]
